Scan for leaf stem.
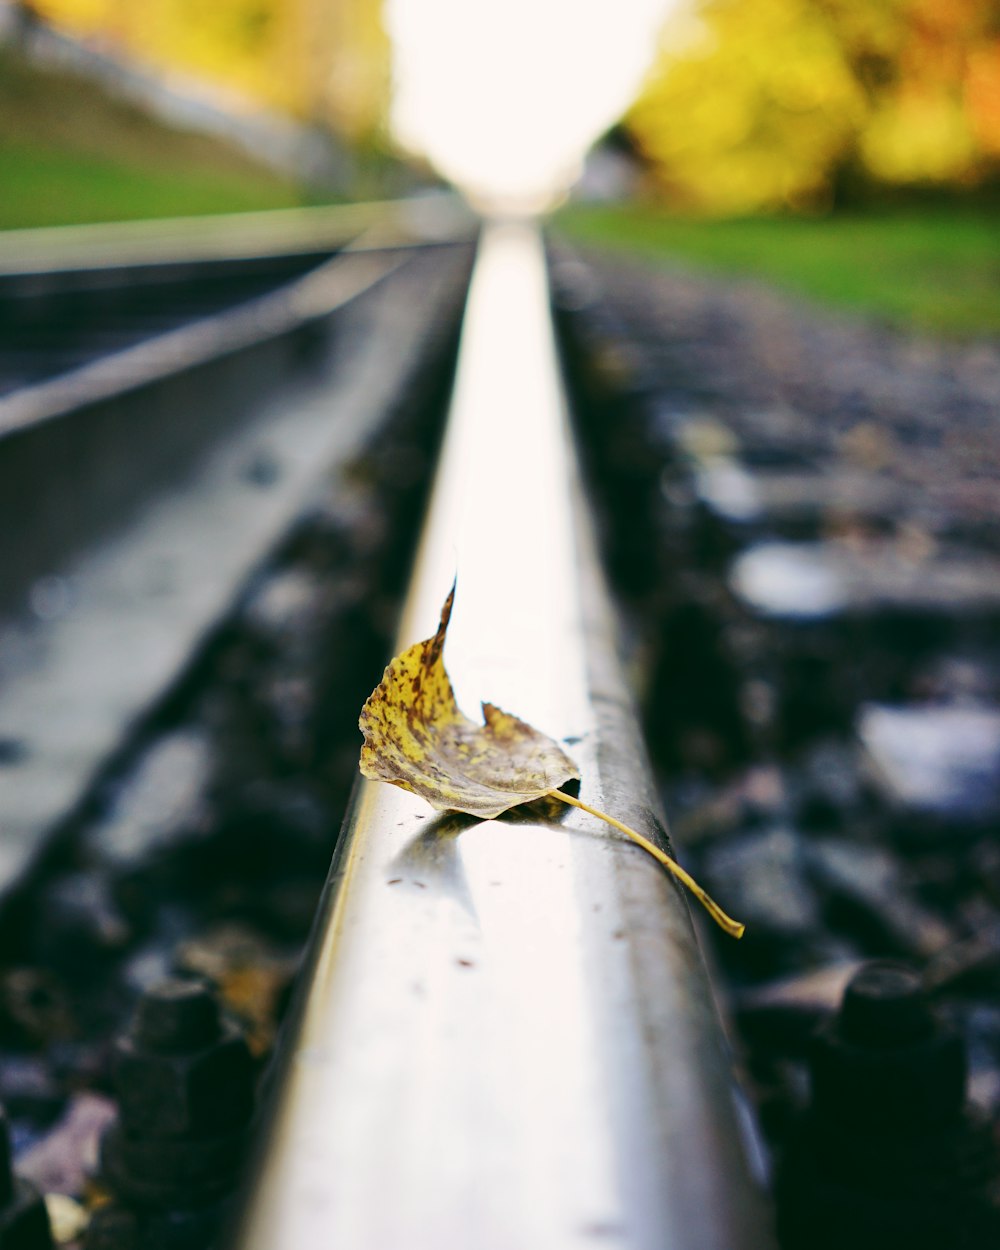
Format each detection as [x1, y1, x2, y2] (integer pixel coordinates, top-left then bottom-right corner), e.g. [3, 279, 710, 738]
[546, 789, 745, 939]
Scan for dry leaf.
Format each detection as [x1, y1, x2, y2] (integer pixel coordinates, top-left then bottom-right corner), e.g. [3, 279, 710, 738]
[359, 585, 580, 818]
[359, 585, 744, 938]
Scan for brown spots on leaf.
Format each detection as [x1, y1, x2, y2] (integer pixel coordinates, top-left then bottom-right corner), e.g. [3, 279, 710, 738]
[358, 591, 746, 939]
[358, 586, 579, 820]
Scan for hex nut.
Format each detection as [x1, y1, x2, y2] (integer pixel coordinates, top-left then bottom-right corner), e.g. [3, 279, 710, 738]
[112, 1021, 254, 1139]
[810, 960, 967, 1132]
[100, 1122, 247, 1209]
[132, 980, 220, 1054]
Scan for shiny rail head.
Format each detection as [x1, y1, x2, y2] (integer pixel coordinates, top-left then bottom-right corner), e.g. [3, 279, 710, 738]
[227, 223, 775, 1250]
[0, 192, 475, 276]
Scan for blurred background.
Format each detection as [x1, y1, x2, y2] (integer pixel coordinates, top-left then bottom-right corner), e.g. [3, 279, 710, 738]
[1, 4, 1000, 1244]
[1, 0, 998, 330]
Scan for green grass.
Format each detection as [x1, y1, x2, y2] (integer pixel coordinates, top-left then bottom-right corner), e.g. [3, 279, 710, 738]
[0, 143, 307, 228]
[0, 45, 307, 229]
[554, 203, 1000, 337]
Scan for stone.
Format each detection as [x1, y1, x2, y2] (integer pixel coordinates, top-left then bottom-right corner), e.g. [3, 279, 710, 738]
[18, 1095, 116, 1198]
[242, 568, 323, 639]
[732, 540, 1000, 620]
[794, 740, 865, 831]
[806, 838, 954, 959]
[36, 873, 130, 968]
[731, 543, 849, 619]
[736, 962, 862, 1049]
[175, 925, 298, 1056]
[83, 730, 213, 874]
[43, 1193, 88, 1244]
[858, 703, 1000, 824]
[701, 826, 821, 941]
[0, 1057, 61, 1123]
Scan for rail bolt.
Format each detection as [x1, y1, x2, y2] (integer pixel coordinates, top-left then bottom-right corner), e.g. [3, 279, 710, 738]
[776, 958, 1000, 1250]
[100, 977, 256, 1221]
[809, 959, 967, 1132]
[112, 978, 254, 1140]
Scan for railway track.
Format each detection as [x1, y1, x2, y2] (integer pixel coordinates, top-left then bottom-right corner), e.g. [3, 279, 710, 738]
[550, 242, 1000, 1250]
[228, 221, 772, 1250]
[0, 196, 478, 1245]
[2, 200, 997, 1250]
[0, 198, 474, 898]
[0, 207, 777, 1250]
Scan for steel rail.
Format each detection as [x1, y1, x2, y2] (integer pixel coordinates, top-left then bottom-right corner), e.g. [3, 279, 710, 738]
[228, 222, 775, 1250]
[0, 249, 399, 442]
[0, 211, 475, 616]
[0, 238, 473, 910]
[0, 193, 471, 275]
[0, 209, 473, 442]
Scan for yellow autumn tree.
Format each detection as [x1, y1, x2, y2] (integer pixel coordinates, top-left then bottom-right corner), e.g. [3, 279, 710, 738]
[26, 0, 390, 142]
[857, 0, 995, 185]
[629, 0, 1000, 214]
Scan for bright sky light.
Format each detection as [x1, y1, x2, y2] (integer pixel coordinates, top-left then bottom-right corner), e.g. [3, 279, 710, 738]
[384, 0, 675, 213]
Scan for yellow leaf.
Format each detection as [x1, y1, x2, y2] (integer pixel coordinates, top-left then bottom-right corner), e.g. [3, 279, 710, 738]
[359, 586, 744, 938]
[359, 585, 580, 818]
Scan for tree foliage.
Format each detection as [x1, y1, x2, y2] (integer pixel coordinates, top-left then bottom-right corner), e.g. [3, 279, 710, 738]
[628, 0, 1000, 213]
[27, 0, 389, 142]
